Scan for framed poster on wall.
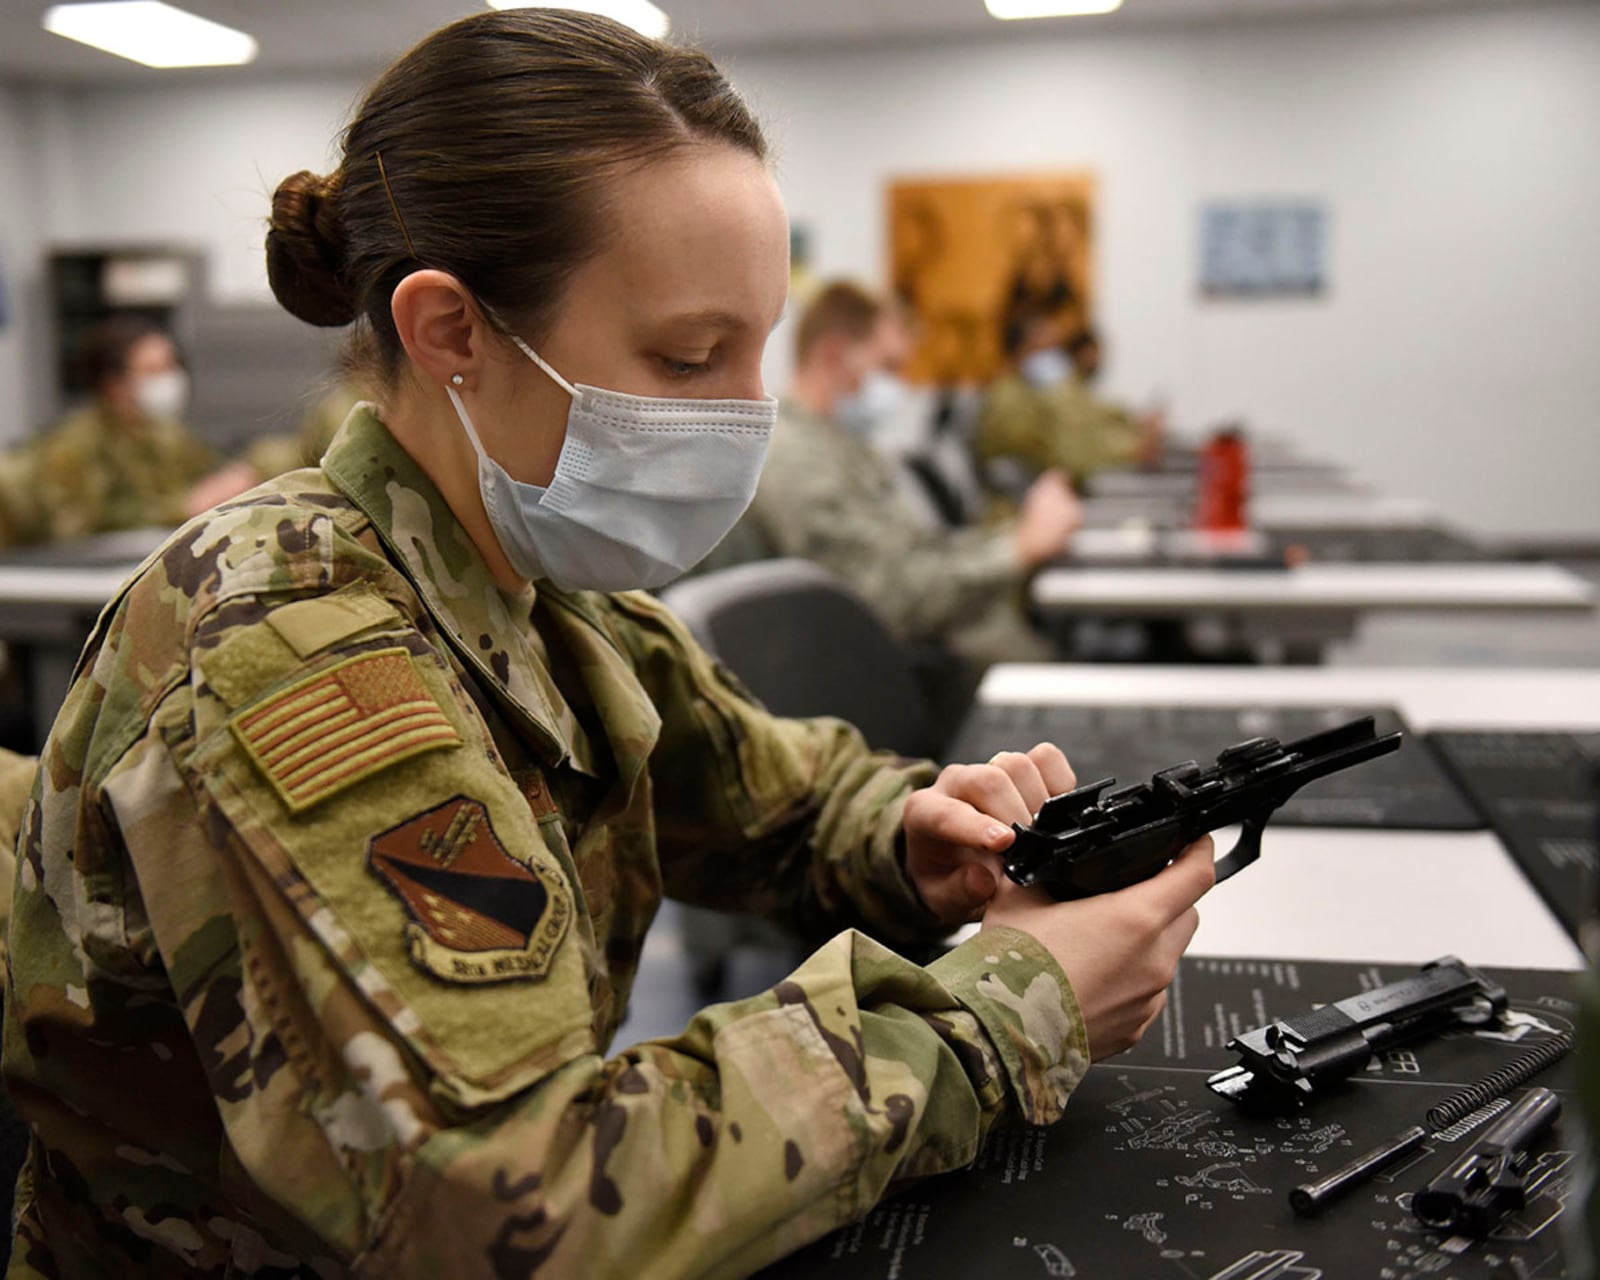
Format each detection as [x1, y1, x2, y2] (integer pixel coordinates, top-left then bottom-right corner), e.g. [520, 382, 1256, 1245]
[1199, 201, 1328, 298]
[889, 171, 1096, 385]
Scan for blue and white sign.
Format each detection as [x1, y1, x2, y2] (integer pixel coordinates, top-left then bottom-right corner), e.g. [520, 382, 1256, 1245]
[1200, 202, 1328, 298]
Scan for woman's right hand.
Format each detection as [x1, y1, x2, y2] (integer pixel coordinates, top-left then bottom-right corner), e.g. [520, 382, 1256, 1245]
[1012, 469, 1081, 568]
[983, 837, 1215, 1061]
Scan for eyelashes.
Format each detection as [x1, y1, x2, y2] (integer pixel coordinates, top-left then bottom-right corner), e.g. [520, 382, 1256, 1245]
[658, 355, 713, 380]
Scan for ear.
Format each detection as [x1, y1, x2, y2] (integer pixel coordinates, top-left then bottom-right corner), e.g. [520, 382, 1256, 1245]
[390, 270, 494, 390]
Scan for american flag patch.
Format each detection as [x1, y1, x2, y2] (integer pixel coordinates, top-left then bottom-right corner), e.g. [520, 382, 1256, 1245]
[233, 647, 462, 813]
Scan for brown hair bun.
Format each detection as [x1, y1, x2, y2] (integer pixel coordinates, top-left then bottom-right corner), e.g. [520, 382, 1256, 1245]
[266, 169, 355, 327]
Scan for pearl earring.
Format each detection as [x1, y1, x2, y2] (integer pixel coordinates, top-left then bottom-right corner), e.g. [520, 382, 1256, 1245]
[450, 373, 465, 387]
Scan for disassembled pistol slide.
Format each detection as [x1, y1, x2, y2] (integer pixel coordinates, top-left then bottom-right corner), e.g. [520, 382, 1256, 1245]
[1206, 957, 1509, 1110]
[1003, 717, 1401, 900]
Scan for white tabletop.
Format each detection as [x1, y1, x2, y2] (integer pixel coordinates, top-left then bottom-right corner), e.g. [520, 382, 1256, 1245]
[1066, 526, 1273, 563]
[1031, 562, 1596, 613]
[1253, 493, 1437, 529]
[1090, 470, 1362, 500]
[1185, 826, 1583, 968]
[976, 663, 1600, 730]
[0, 565, 139, 610]
[1078, 492, 1437, 532]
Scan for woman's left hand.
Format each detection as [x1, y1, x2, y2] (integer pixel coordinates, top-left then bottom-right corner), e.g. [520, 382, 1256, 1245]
[902, 743, 1076, 926]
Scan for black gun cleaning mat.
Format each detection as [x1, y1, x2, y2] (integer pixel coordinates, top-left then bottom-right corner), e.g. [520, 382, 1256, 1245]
[763, 956, 1582, 1280]
[1429, 730, 1600, 945]
[946, 703, 1482, 831]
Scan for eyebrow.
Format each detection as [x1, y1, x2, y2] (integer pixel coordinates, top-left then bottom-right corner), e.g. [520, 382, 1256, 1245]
[666, 309, 751, 333]
[665, 309, 788, 336]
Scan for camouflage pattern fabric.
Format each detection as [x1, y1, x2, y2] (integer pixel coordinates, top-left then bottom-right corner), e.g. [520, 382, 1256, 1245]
[0, 405, 220, 548]
[977, 373, 1144, 485]
[2, 403, 1088, 1277]
[703, 403, 1052, 667]
[0, 748, 37, 971]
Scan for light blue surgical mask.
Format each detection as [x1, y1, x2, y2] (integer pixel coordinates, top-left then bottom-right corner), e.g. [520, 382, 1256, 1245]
[1020, 347, 1074, 389]
[446, 336, 776, 591]
[835, 369, 910, 437]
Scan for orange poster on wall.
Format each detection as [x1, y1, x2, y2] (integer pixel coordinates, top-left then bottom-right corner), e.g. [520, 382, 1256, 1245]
[889, 171, 1096, 385]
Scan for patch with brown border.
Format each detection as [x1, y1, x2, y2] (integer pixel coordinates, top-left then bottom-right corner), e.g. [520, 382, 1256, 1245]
[368, 796, 571, 984]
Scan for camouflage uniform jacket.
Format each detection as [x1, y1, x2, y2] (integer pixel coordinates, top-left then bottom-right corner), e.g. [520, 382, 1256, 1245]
[0, 405, 220, 548]
[0, 748, 38, 971]
[3, 404, 1089, 1278]
[707, 402, 1030, 649]
[977, 374, 1142, 485]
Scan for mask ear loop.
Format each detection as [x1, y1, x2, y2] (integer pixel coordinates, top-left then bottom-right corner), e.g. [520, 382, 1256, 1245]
[445, 383, 491, 461]
[474, 296, 579, 401]
[505, 334, 579, 400]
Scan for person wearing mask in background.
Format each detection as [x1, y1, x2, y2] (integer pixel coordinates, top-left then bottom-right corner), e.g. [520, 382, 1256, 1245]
[977, 306, 1161, 489]
[707, 280, 1082, 669]
[2, 13, 1215, 1276]
[1068, 326, 1167, 448]
[0, 315, 260, 547]
[1066, 326, 1108, 387]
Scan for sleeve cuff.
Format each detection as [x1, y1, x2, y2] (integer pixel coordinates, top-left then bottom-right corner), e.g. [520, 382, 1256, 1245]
[947, 528, 1023, 584]
[926, 926, 1089, 1125]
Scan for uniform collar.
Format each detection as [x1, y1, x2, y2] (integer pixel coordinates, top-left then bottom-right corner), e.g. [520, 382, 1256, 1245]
[321, 403, 597, 775]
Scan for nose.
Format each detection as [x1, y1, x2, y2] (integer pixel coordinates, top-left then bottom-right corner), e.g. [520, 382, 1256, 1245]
[728, 357, 766, 402]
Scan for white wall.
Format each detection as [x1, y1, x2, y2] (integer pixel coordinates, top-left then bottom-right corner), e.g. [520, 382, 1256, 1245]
[37, 77, 353, 302]
[0, 85, 44, 444]
[5, 2, 1598, 532]
[728, 3, 1600, 536]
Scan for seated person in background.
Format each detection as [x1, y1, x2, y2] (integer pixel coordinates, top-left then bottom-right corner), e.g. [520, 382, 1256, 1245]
[977, 308, 1161, 488]
[1066, 324, 1167, 463]
[706, 280, 1080, 668]
[0, 315, 260, 547]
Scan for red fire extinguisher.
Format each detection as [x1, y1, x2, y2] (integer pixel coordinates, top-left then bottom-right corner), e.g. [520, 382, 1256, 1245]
[1196, 425, 1250, 532]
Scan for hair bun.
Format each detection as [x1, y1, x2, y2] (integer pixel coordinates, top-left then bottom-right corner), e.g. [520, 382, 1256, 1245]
[266, 169, 356, 327]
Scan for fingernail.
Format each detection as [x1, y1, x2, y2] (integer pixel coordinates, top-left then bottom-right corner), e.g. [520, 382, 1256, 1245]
[985, 824, 1010, 846]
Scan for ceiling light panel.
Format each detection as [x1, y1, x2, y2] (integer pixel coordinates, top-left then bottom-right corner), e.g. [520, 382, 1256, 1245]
[985, 0, 1124, 18]
[42, 1, 259, 68]
[487, 1, 671, 41]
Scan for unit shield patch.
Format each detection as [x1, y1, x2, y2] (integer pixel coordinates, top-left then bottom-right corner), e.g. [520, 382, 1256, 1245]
[369, 796, 571, 984]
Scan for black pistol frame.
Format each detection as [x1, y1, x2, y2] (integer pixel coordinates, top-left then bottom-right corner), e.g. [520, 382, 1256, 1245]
[1003, 716, 1402, 900]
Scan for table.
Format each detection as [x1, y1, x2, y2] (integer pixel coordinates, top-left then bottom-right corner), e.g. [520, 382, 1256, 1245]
[875, 666, 1595, 1278]
[1088, 468, 1365, 501]
[0, 530, 168, 745]
[1030, 563, 1597, 662]
[1079, 491, 1439, 533]
[767, 957, 1581, 1279]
